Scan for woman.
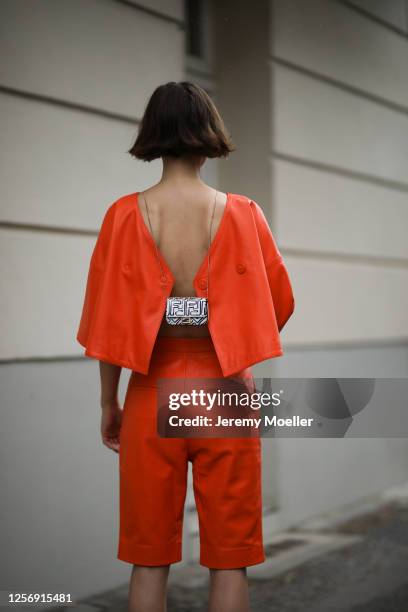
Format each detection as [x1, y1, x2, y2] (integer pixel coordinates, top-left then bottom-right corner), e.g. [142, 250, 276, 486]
[77, 81, 295, 612]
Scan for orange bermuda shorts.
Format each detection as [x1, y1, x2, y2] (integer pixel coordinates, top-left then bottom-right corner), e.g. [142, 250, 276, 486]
[117, 335, 265, 569]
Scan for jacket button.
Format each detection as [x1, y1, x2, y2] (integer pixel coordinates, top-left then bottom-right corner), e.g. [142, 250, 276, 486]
[160, 274, 167, 283]
[199, 278, 207, 290]
[236, 263, 246, 274]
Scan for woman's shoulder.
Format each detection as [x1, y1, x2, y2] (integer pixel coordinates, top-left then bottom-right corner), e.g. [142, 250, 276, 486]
[98, 191, 139, 221]
[227, 193, 273, 237]
[227, 192, 262, 217]
[228, 191, 258, 206]
[103, 189, 262, 220]
[111, 190, 138, 208]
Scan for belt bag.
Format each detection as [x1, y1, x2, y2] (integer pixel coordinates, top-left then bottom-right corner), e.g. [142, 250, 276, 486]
[165, 296, 208, 325]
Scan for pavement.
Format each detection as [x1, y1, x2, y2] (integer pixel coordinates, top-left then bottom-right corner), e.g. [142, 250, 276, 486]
[52, 497, 408, 611]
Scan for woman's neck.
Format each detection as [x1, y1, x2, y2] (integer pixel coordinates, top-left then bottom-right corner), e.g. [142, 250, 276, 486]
[159, 155, 206, 189]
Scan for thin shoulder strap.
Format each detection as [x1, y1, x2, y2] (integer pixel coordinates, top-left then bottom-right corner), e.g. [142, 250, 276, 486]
[141, 189, 218, 302]
[141, 192, 166, 278]
[207, 189, 217, 306]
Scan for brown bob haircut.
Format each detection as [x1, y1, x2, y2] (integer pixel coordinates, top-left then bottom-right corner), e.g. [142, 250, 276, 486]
[128, 81, 235, 161]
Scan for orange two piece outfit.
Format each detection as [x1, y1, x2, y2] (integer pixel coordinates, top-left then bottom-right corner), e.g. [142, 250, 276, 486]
[77, 191, 295, 569]
[118, 335, 265, 569]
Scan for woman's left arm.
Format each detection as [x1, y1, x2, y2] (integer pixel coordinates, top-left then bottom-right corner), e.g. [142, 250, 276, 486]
[99, 361, 123, 453]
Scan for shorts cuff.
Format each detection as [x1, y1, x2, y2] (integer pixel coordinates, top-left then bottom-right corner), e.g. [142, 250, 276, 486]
[200, 544, 266, 569]
[117, 538, 182, 566]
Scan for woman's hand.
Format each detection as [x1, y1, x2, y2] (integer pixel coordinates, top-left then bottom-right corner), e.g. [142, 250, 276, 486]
[99, 361, 123, 453]
[100, 399, 122, 453]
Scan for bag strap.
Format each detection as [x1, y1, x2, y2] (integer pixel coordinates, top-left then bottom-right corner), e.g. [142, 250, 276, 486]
[141, 190, 218, 307]
[207, 189, 218, 311]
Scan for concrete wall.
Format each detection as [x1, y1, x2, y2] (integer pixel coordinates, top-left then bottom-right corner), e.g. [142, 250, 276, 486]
[267, 0, 408, 529]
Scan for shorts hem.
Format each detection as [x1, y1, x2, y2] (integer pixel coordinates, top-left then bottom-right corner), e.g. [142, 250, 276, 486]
[117, 540, 182, 566]
[199, 545, 266, 569]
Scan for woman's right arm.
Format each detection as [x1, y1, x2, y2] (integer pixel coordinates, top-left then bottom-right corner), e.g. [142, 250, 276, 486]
[99, 361, 122, 453]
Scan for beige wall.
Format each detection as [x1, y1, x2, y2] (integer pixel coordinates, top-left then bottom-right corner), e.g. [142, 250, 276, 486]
[268, 0, 408, 530]
[212, 0, 272, 211]
[271, 0, 408, 350]
[349, 0, 408, 32]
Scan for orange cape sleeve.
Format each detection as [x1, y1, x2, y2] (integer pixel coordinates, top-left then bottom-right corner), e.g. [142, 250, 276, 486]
[75, 194, 170, 373]
[76, 199, 124, 364]
[250, 200, 295, 331]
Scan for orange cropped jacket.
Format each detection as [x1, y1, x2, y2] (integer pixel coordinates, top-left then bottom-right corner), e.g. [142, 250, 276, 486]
[76, 191, 295, 377]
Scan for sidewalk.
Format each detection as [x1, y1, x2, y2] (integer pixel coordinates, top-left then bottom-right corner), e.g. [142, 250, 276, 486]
[165, 500, 408, 612]
[248, 500, 408, 612]
[55, 497, 408, 611]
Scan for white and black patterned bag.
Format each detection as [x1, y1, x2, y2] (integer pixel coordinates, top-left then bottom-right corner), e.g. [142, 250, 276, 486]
[165, 297, 208, 326]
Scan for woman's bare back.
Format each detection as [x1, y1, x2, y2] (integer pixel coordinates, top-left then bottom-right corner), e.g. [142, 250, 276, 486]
[138, 184, 228, 338]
